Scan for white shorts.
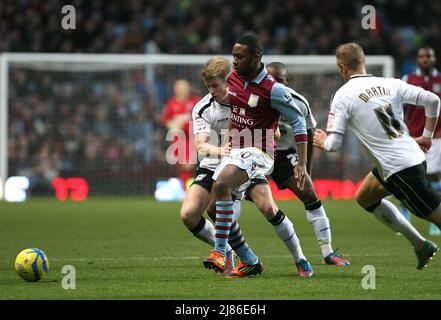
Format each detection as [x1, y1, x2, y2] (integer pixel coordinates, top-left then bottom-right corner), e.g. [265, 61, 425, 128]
[212, 147, 274, 196]
[426, 138, 441, 174]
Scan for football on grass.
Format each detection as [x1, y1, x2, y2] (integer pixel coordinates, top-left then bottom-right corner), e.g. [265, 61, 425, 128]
[15, 248, 50, 282]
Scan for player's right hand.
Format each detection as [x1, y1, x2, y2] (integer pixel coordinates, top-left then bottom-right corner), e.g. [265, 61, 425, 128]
[414, 136, 432, 153]
[294, 162, 307, 190]
[313, 128, 327, 149]
[220, 142, 232, 157]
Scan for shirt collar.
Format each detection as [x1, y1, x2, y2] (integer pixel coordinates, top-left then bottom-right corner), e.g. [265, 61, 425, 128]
[252, 63, 267, 84]
[416, 68, 439, 77]
[242, 63, 267, 89]
[349, 74, 373, 80]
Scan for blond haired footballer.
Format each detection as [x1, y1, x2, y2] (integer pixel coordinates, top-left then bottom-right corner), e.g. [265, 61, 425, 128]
[314, 43, 441, 269]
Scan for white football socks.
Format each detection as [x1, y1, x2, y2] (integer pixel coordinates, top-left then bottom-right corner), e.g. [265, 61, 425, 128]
[270, 212, 306, 262]
[306, 204, 333, 257]
[371, 199, 425, 249]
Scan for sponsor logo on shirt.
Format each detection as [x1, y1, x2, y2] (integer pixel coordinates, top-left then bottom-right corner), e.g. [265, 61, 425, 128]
[231, 113, 255, 126]
[327, 112, 335, 130]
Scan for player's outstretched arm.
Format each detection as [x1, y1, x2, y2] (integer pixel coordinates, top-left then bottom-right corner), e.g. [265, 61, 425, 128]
[313, 129, 344, 152]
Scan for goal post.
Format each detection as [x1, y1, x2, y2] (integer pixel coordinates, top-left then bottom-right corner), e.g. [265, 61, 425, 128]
[0, 53, 394, 198]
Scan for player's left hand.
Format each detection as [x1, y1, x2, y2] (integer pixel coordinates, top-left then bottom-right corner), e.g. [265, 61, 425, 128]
[274, 127, 281, 142]
[313, 128, 327, 149]
[294, 162, 307, 190]
[414, 136, 432, 153]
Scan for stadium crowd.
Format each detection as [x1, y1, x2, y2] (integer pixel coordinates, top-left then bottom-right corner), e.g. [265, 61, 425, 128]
[8, 67, 166, 193]
[3, 0, 440, 193]
[1, 0, 440, 73]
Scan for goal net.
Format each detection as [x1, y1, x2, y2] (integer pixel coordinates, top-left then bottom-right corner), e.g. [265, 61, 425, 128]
[0, 53, 394, 197]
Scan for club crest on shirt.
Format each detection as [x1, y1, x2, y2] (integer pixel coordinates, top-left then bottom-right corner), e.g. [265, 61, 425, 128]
[248, 93, 259, 108]
[433, 83, 441, 93]
[283, 92, 293, 104]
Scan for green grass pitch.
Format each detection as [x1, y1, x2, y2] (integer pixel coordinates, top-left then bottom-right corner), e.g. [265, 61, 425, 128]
[0, 197, 440, 299]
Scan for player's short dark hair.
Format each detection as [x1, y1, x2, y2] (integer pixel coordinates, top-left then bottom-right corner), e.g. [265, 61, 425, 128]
[267, 62, 288, 84]
[236, 33, 263, 57]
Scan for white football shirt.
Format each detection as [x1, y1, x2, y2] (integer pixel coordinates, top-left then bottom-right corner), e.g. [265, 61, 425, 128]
[192, 93, 231, 171]
[327, 74, 426, 179]
[278, 87, 317, 150]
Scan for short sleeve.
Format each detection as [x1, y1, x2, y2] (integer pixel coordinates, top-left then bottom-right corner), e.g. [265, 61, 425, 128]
[192, 105, 212, 135]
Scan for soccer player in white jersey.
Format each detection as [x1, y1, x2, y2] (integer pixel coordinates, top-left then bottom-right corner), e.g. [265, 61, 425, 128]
[260, 62, 350, 266]
[314, 42, 441, 269]
[181, 57, 312, 278]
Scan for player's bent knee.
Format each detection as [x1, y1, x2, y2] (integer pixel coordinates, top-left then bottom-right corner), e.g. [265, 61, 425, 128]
[258, 203, 278, 219]
[355, 188, 371, 209]
[299, 190, 318, 204]
[180, 208, 201, 229]
[355, 195, 370, 210]
[356, 193, 381, 212]
[212, 180, 232, 198]
[206, 206, 216, 221]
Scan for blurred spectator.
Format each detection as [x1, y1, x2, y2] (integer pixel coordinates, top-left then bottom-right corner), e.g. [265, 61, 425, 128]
[8, 65, 162, 194]
[162, 79, 199, 187]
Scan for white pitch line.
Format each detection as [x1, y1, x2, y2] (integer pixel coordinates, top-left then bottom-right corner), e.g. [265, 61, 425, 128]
[50, 252, 406, 262]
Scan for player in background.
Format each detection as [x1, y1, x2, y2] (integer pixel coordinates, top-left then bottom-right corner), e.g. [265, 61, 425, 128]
[162, 79, 199, 188]
[255, 62, 350, 266]
[314, 43, 441, 269]
[180, 57, 259, 275]
[204, 34, 312, 276]
[399, 47, 441, 236]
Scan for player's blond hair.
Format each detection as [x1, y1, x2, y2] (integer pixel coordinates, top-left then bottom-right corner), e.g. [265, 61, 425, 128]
[200, 57, 231, 82]
[336, 42, 366, 71]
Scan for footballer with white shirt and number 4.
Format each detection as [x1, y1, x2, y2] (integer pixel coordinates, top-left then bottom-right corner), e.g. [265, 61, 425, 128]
[314, 42, 441, 270]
